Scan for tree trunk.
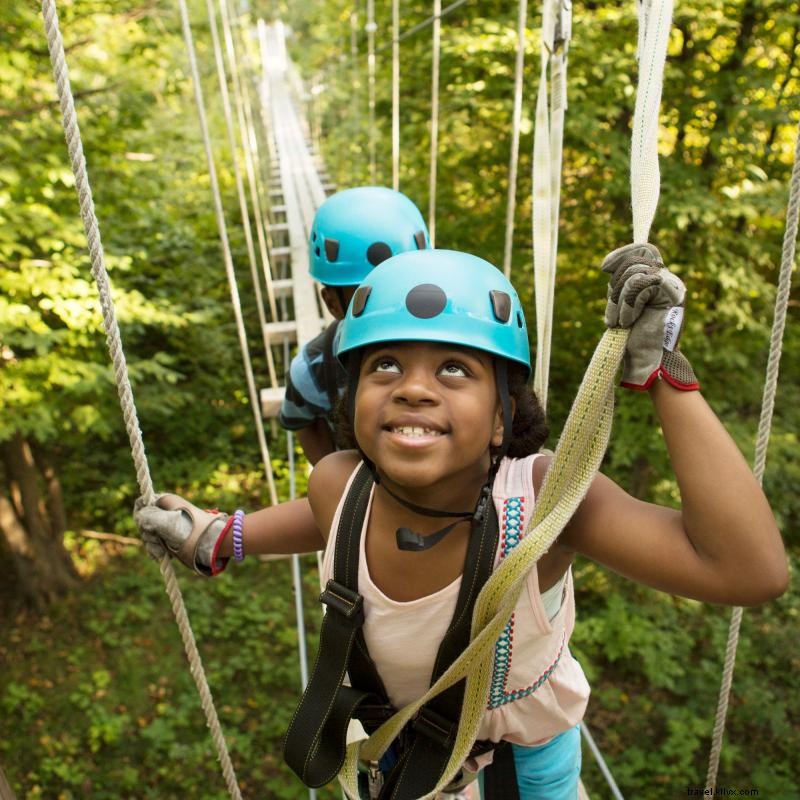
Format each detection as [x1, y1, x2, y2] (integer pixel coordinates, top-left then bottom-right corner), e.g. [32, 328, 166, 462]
[0, 433, 78, 610]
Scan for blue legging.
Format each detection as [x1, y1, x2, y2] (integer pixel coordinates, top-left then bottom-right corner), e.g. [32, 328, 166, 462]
[479, 725, 582, 800]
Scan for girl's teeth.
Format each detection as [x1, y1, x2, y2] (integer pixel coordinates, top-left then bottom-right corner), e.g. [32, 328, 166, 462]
[393, 426, 440, 437]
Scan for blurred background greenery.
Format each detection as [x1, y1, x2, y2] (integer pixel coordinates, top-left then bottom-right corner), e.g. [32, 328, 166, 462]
[1, 1, 797, 797]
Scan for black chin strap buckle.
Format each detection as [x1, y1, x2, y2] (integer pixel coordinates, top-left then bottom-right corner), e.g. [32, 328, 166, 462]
[473, 483, 492, 524]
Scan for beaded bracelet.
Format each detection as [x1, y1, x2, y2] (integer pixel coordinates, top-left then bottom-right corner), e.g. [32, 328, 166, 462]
[232, 509, 245, 562]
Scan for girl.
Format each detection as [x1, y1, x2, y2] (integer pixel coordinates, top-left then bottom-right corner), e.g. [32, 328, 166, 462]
[136, 248, 787, 800]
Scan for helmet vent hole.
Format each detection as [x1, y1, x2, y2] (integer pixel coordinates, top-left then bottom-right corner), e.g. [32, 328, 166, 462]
[490, 290, 512, 323]
[517, 312, 524, 329]
[352, 285, 372, 317]
[414, 231, 427, 250]
[367, 241, 392, 266]
[315, 246, 321, 257]
[324, 238, 340, 262]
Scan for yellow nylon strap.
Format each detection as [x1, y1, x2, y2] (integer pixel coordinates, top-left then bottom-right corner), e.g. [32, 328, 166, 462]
[337, 328, 628, 799]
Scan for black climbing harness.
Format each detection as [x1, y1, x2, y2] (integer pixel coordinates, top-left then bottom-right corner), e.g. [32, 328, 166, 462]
[283, 463, 519, 799]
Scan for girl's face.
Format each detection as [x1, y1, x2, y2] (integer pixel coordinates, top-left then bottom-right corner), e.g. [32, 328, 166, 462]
[354, 341, 505, 499]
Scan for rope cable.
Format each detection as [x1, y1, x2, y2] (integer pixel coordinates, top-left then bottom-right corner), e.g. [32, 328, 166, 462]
[367, 0, 377, 182]
[40, 2, 241, 796]
[391, 0, 401, 190]
[376, 0, 472, 54]
[175, 0, 278, 507]
[705, 116, 800, 792]
[428, 0, 442, 246]
[204, 0, 279, 388]
[218, 0, 281, 326]
[502, 0, 529, 280]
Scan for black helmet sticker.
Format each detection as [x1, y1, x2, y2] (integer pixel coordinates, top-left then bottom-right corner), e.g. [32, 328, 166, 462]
[406, 283, 447, 319]
[367, 241, 392, 266]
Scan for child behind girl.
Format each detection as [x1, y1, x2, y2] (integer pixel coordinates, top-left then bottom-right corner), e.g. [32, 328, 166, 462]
[136, 247, 787, 800]
[278, 186, 430, 465]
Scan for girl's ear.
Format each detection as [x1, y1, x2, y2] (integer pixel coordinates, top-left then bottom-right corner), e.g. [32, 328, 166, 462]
[491, 398, 516, 448]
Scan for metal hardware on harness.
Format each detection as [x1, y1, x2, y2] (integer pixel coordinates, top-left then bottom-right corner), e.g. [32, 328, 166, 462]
[320, 579, 364, 625]
[367, 761, 384, 799]
[412, 706, 457, 749]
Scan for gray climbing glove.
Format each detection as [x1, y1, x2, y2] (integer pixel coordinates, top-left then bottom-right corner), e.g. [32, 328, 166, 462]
[134, 494, 230, 576]
[602, 243, 699, 391]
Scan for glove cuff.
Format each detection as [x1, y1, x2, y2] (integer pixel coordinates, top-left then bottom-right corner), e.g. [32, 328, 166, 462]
[156, 494, 228, 576]
[620, 350, 700, 392]
[208, 516, 233, 576]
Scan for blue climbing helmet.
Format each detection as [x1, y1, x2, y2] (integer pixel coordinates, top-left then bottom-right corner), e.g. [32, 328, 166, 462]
[309, 187, 430, 286]
[336, 249, 531, 377]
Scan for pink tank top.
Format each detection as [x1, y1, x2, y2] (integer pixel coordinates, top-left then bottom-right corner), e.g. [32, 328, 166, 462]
[320, 455, 590, 747]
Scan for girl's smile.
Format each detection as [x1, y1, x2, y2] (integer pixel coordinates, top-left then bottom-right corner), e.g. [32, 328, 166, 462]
[354, 341, 505, 507]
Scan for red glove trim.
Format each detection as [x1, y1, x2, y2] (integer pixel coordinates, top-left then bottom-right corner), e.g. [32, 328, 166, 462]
[659, 368, 700, 392]
[620, 367, 660, 392]
[209, 515, 233, 576]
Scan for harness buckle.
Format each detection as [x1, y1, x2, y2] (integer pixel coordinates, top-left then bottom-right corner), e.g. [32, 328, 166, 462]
[319, 579, 364, 626]
[412, 706, 457, 749]
[367, 760, 384, 799]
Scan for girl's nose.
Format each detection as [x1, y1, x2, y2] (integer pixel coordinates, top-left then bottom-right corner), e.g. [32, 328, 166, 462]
[391, 366, 438, 405]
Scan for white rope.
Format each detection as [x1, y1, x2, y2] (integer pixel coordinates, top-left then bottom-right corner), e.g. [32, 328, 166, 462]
[705, 116, 800, 792]
[40, 2, 241, 796]
[532, 0, 571, 411]
[502, 0, 529, 279]
[204, 0, 279, 388]
[428, 0, 442, 246]
[392, 0, 401, 190]
[367, 0, 377, 183]
[175, 0, 279, 507]
[218, 0, 281, 326]
[351, 5, 361, 171]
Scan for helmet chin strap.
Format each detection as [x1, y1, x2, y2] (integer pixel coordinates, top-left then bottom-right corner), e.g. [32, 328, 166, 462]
[348, 358, 512, 552]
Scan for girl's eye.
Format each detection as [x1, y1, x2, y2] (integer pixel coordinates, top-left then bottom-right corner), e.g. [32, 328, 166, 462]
[439, 362, 468, 377]
[374, 358, 400, 374]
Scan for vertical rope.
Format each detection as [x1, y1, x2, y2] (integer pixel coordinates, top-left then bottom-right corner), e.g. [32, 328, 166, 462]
[350, 5, 361, 175]
[367, 0, 377, 183]
[174, 0, 278, 506]
[705, 117, 800, 792]
[428, 0, 442, 246]
[204, 0, 279, 387]
[218, 0, 280, 324]
[40, 2, 241, 796]
[502, 0, 529, 279]
[392, 0, 401, 190]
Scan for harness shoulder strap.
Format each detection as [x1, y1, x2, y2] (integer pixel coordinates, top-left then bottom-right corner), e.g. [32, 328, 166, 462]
[283, 463, 380, 787]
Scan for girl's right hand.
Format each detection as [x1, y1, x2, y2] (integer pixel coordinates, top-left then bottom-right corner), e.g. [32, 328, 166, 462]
[134, 495, 229, 575]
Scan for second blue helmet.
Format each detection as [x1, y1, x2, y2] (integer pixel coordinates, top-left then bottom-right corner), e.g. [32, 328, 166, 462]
[336, 249, 532, 377]
[309, 187, 430, 286]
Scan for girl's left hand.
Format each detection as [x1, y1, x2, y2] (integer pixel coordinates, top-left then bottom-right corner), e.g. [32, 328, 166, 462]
[601, 242, 699, 392]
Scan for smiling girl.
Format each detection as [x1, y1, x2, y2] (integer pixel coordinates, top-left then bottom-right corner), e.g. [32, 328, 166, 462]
[136, 248, 787, 800]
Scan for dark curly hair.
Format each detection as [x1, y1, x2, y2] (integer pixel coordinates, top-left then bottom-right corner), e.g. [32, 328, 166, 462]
[331, 358, 548, 458]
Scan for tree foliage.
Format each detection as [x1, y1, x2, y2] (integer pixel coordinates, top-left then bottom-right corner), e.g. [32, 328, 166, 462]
[0, 0, 797, 797]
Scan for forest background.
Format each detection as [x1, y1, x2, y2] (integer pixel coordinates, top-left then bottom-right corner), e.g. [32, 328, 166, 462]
[0, 0, 798, 798]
